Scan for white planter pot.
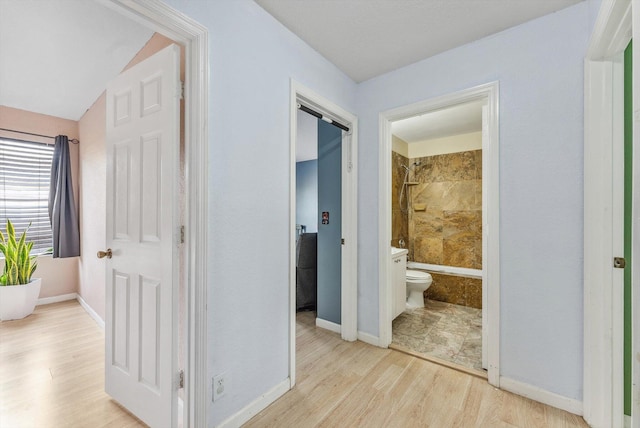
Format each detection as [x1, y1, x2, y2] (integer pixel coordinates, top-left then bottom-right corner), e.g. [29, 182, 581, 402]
[0, 278, 42, 321]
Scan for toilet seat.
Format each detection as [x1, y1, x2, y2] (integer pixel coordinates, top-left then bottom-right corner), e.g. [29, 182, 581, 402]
[406, 270, 431, 281]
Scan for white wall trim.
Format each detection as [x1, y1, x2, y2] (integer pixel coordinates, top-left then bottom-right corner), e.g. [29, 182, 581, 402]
[37, 292, 77, 306]
[77, 294, 105, 329]
[357, 331, 380, 347]
[583, 0, 632, 427]
[290, 80, 359, 387]
[216, 378, 290, 428]
[315, 317, 341, 334]
[499, 377, 583, 416]
[99, 2, 209, 427]
[378, 82, 500, 387]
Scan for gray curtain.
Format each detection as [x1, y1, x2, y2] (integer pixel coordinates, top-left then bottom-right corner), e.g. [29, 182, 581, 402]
[49, 135, 80, 258]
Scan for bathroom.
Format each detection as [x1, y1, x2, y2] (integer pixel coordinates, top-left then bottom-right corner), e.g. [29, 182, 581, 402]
[390, 100, 485, 374]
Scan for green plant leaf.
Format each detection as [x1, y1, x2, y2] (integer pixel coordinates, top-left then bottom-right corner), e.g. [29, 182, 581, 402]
[1, 219, 36, 285]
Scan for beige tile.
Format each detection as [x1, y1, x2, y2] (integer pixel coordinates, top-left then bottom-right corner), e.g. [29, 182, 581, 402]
[413, 236, 443, 264]
[391, 298, 483, 372]
[474, 239, 483, 269]
[474, 179, 482, 208]
[413, 209, 443, 235]
[474, 150, 483, 179]
[443, 181, 480, 211]
[426, 273, 466, 306]
[443, 210, 481, 239]
[466, 279, 483, 309]
[392, 208, 408, 245]
[436, 151, 477, 181]
[443, 238, 477, 268]
[412, 156, 436, 183]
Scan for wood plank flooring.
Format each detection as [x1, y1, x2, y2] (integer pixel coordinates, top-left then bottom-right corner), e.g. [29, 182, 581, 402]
[1, 301, 588, 428]
[0, 300, 144, 427]
[246, 311, 588, 428]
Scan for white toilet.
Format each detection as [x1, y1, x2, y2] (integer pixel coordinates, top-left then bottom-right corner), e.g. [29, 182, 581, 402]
[405, 270, 433, 308]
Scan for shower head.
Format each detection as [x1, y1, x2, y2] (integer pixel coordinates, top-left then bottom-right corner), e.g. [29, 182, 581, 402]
[402, 161, 422, 171]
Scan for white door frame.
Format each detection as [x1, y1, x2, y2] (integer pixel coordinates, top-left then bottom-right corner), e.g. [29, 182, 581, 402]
[583, 0, 636, 427]
[378, 82, 501, 386]
[100, 1, 209, 426]
[289, 80, 358, 386]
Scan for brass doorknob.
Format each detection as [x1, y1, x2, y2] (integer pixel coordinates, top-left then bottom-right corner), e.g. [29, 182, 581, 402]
[97, 248, 113, 259]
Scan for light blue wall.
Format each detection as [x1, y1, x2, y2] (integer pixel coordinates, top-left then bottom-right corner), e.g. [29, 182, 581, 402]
[356, 3, 592, 401]
[296, 160, 318, 233]
[155, 0, 602, 419]
[317, 121, 342, 324]
[162, 0, 356, 425]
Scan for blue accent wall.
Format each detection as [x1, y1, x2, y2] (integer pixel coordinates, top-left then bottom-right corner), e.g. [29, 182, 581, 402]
[295, 160, 318, 233]
[317, 121, 342, 324]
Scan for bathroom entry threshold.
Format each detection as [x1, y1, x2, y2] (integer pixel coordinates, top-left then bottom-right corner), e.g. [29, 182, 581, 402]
[389, 343, 487, 380]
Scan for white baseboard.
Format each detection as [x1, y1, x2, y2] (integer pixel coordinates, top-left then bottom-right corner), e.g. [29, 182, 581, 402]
[216, 378, 290, 428]
[357, 331, 380, 347]
[37, 292, 77, 306]
[77, 294, 105, 329]
[315, 317, 341, 334]
[499, 376, 583, 416]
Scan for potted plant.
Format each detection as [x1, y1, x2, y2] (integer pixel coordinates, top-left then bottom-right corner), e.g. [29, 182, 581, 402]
[0, 220, 40, 321]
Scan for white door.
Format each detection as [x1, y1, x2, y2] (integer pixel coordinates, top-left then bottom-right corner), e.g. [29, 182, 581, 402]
[104, 44, 180, 427]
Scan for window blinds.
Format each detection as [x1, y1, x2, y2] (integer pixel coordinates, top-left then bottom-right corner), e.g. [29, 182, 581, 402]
[0, 138, 54, 254]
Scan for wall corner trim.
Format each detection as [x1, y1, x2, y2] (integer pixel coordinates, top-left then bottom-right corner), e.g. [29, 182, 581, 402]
[216, 378, 290, 428]
[37, 292, 77, 306]
[357, 331, 381, 347]
[77, 294, 105, 329]
[499, 376, 583, 416]
[315, 317, 341, 334]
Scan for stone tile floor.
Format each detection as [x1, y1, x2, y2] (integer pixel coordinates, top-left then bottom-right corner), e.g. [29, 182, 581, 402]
[392, 298, 483, 371]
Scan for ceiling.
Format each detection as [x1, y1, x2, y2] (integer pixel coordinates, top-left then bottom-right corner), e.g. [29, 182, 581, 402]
[0, 0, 153, 121]
[255, 0, 583, 82]
[0, 0, 584, 122]
[392, 100, 484, 143]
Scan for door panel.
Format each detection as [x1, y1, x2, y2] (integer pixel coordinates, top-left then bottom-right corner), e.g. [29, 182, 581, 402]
[317, 120, 342, 325]
[105, 44, 180, 428]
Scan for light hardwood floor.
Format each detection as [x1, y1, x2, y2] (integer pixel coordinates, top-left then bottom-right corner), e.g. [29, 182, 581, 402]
[1, 301, 588, 428]
[0, 300, 144, 427]
[246, 311, 588, 428]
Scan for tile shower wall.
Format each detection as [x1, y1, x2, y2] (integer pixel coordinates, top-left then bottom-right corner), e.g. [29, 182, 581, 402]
[427, 273, 482, 309]
[409, 149, 482, 308]
[391, 151, 409, 247]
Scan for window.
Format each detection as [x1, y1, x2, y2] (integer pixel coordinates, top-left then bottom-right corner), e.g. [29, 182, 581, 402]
[0, 138, 54, 255]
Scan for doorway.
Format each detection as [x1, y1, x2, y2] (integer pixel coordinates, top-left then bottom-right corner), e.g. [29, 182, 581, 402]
[388, 100, 485, 375]
[295, 112, 343, 327]
[101, 1, 208, 426]
[582, 0, 636, 426]
[378, 82, 500, 386]
[289, 80, 358, 385]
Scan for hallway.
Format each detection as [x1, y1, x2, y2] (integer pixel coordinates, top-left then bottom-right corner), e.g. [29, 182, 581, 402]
[246, 311, 587, 427]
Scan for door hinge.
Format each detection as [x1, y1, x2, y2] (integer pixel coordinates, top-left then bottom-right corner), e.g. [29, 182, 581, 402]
[180, 225, 185, 244]
[178, 370, 184, 389]
[614, 257, 626, 269]
[180, 80, 185, 100]
[341, 238, 345, 245]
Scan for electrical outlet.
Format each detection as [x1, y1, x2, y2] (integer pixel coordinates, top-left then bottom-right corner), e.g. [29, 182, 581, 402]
[212, 372, 228, 402]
